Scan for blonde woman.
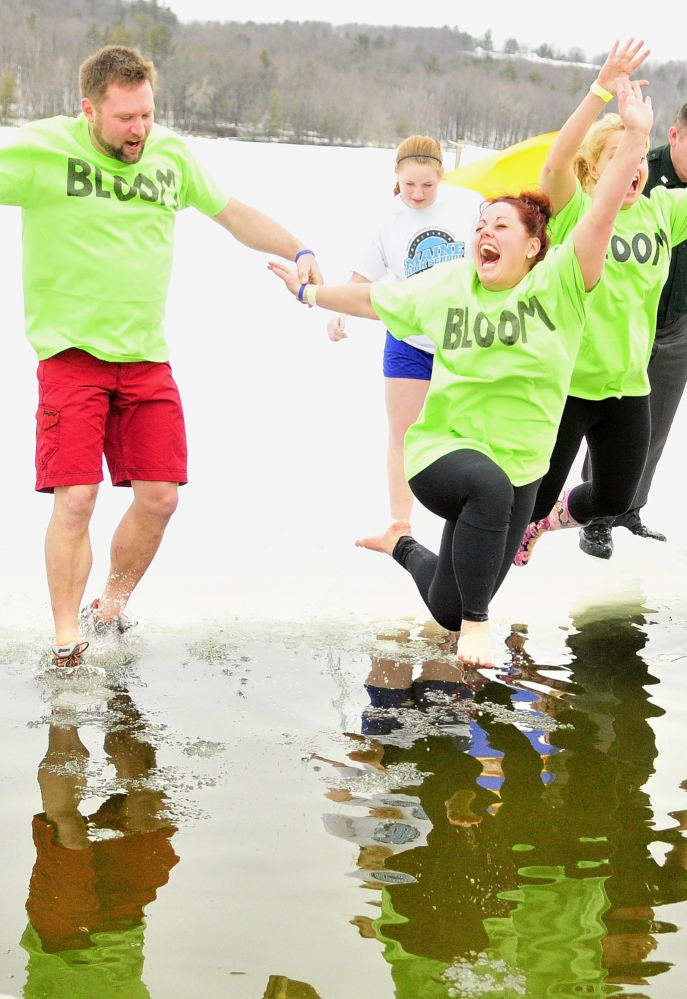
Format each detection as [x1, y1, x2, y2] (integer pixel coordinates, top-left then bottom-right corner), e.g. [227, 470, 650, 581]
[516, 41, 687, 565]
[327, 136, 483, 534]
[271, 79, 651, 666]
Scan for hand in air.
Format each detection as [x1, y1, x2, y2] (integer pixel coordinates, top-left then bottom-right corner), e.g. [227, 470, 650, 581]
[616, 77, 653, 136]
[327, 314, 347, 341]
[597, 38, 650, 96]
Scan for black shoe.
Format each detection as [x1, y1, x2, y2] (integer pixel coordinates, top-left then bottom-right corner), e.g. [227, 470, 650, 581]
[579, 523, 613, 559]
[626, 521, 667, 542]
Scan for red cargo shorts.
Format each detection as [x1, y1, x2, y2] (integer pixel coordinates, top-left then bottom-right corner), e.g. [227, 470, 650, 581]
[35, 348, 188, 493]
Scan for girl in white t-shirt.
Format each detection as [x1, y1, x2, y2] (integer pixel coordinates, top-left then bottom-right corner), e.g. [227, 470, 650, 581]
[327, 135, 483, 534]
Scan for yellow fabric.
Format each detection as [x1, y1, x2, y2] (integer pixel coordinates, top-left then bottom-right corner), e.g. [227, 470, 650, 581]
[444, 133, 557, 199]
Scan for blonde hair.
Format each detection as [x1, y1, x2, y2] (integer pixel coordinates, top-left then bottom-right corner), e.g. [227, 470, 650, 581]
[574, 112, 650, 193]
[394, 135, 444, 195]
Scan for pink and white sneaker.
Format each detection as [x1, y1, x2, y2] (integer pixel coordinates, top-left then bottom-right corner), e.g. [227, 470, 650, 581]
[514, 490, 581, 566]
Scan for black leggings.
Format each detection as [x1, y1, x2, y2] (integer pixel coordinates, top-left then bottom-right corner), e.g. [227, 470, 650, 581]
[531, 395, 651, 524]
[393, 449, 541, 630]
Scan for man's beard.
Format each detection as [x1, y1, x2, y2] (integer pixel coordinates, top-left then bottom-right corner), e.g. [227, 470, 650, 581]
[91, 123, 146, 164]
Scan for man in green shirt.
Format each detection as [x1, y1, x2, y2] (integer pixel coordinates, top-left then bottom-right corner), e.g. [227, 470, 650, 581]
[0, 46, 321, 666]
[580, 103, 687, 558]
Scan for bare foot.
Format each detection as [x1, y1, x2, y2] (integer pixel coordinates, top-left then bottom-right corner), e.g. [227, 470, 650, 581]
[457, 620, 495, 667]
[445, 789, 483, 827]
[355, 520, 412, 555]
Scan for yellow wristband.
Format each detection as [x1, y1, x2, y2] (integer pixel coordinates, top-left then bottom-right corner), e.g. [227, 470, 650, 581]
[305, 284, 318, 307]
[590, 80, 613, 103]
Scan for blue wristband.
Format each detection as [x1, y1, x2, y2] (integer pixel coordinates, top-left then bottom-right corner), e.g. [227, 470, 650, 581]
[294, 249, 315, 262]
[297, 283, 307, 303]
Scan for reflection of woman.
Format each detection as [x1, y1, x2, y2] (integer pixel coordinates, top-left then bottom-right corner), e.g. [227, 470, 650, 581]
[271, 81, 652, 667]
[516, 41, 687, 564]
[346, 613, 687, 997]
[327, 135, 482, 529]
[21, 690, 178, 999]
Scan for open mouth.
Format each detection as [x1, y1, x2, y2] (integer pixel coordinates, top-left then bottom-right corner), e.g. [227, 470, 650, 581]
[479, 243, 501, 268]
[627, 176, 640, 195]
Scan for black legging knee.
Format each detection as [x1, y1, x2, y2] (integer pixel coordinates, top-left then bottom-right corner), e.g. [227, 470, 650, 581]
[531, 395, 651, 524]
[393, 449, 540, 630]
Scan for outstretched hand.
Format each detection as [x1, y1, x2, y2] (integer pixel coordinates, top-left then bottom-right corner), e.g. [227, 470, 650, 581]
[616, 77, 653, 136]
[597, 38, 650, 96]
[268, 260, 302, 298]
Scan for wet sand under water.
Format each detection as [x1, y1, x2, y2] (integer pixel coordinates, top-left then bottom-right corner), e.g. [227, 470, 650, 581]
[0, 137, 686, 997]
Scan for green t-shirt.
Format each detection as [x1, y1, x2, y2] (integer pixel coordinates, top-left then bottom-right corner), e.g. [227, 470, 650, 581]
[0, 115, 228, 362]
[370, 238, 589, 486]
[549, 180, 687, 399]
[491, 866, 614, 998]
[373, 891, 452, 999]
[21, 921, 151, 999]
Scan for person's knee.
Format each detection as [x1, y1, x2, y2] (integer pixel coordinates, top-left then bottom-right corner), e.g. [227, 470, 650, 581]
[463, 460, 513, 523]
[388, 427, 407, 451]
[53, 484, 99, 526]
[134, 482, 179, 522]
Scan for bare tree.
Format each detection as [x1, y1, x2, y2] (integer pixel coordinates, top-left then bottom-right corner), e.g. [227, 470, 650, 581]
[0, 3, 683, 150]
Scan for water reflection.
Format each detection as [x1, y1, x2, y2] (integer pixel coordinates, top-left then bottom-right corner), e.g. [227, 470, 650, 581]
[261, 976, 322, 998]
[318, 612, 687, 998]
[21, 688, 178, 999]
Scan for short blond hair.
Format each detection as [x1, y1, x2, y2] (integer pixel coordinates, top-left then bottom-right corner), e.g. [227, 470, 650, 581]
[79, 45, 156, 108]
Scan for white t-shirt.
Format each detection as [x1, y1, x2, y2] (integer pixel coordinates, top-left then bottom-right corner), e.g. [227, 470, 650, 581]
[356, 184, 484, 353]
[322, 793, 432, 853]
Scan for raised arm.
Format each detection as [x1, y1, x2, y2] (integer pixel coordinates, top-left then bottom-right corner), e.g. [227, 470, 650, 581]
[541, 39, 649, 214]
[213, 198, 323, 286]
[572, 78, 653, 290]
[268, 261, 378, 320]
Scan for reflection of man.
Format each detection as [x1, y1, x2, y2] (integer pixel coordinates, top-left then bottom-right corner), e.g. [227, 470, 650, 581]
[21, 690, 178, 998]
[580, 103, 687, 558]
[0, 45, 321, 666]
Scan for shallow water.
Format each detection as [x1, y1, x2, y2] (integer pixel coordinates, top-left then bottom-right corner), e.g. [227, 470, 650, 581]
[0, 138, 686, 998]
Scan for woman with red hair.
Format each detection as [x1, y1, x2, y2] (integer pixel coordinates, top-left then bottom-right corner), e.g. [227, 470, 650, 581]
[270, 80, 651, 669]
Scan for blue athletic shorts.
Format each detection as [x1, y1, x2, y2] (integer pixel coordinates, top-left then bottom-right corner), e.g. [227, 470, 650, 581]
[383, 331, 433, 380]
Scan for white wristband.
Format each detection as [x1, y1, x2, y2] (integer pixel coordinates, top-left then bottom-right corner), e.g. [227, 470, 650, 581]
[305, 284, 318, 306]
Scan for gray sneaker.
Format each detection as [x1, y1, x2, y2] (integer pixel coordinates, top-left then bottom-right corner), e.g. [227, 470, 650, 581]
[579, 523, 613, 559]
[79, 600, 137, 638]
[51, 641, 89, 668]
